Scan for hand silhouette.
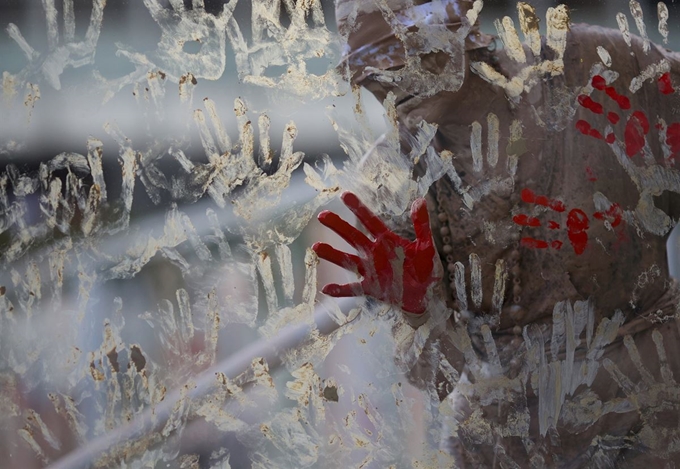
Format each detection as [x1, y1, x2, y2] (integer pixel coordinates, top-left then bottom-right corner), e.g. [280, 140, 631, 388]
[313, 192, 439, 314]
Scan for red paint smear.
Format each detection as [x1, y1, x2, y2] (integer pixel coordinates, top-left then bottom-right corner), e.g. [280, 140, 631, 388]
[551, 240, 563, 249]
[521, 237, 549, 249]
[632, 111, 650, 133]
[575, 120, 591, 135]
[575, 120, 603, 140]
[578, 95, 603, 114]
[520, 187, 536, 203]
[617, 95, 631, 110]
[513, 214, 541, 227]
[666, 122, 680, 157]
[521, 188, 566, 212]
[605, 133, 616, 144]
[536, 195, 550, 205]
[613, 227, 630, 252]
[604, 86, 619, 101]
[548, 220, 560, 229]
[608, 204, 623, 227]
[592, 75, 606, 90]
[539, 195, 566, 212]
[590, 129, 604, 139]
[659, 72, 675, 95]
[550, 200, 567, 213]
[567, 209, 589, 255]
[607, 112, 620, 124]
[576, 120, 602, 140]
[593, 203, 623, 228]
[585, 166, 598, 182]
[605, 86, 631, 110]
[624, 111, 650, 157]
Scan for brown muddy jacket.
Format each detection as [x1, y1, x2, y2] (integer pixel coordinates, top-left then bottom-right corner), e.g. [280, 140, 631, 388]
[338, 1, 680, 466]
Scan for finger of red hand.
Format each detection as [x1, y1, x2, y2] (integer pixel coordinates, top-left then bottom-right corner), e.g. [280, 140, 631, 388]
[410, 198, 433, 243]
[312, 242, 365, 276]
[401, 296, 426, 315]
[341, 191, 390, 238]
[321, 282, 364, 297]
[318, 210, 372, 251]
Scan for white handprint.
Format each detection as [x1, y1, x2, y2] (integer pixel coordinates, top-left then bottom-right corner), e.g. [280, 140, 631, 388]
[179, 97, 304, 215]
[6, 0, 105, 90]
[446, 113, 522, 210]
[226, 0, 344, 100]
[363, 0, 484, 98]
[97, 0, 236, 103]
[136, 0, 236, 81]
[470, 3, 569, 102]
[450, 253, 507, 327]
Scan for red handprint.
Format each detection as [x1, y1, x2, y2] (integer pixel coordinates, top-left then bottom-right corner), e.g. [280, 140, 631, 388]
[576, 72, 679, 162]
[514, 188, 569, 251]
[514, 188, 623, 255]
[312, 192, 439, 315]
[574, 71, 680, 236]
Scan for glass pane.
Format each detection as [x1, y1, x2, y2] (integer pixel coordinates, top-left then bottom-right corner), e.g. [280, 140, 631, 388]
[2, 1, 680, 467]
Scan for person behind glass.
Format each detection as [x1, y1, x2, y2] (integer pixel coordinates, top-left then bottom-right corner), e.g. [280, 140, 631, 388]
[313, 0, 680, 466]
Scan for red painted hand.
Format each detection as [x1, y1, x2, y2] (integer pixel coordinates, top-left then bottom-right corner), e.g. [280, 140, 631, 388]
[312, 192, 440, 314]
[577, 72, 680, 162]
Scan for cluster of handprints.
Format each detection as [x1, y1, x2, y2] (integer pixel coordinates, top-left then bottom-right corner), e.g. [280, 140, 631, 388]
[1, 0, 680, 467]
